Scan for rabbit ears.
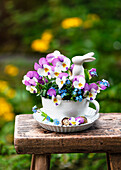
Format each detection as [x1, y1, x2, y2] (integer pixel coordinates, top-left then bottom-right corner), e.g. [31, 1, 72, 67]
[72, 52, 96, 65]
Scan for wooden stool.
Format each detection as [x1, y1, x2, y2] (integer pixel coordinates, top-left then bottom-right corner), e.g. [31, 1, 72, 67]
[14, 113, 121, 170]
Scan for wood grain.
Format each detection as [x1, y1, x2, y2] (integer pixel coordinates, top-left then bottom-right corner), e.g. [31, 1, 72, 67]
[108, 153, 121, 170]
[14, 113, 121, 154]
[30, 154, 50, 170]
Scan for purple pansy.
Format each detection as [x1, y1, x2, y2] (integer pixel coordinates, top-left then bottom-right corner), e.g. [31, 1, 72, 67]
[89, 68, 97, 77]
[47, 87, 56, 97]
[26, 71, 39, 79]
[22, 71, 39, 86]
[84, 83, 98, 92]
[84, 83, 99, 100]
[34, 58, 49, 70]
[75, 117, 84, 124]
[97, 79, 110, 90]
[70, 64, 74, 71]
[52, 55, 65, 66]
[58, 72, 69, 79]
[46, 50, 64, 63]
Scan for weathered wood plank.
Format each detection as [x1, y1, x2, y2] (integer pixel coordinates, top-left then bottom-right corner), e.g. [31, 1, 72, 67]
[30, 154, 50, 170]
[108, 153, 121, 170]
[14, 113, 121, 154]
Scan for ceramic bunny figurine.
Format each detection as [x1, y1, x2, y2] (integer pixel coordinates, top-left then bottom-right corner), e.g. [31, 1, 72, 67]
[70, 52, 95, 80]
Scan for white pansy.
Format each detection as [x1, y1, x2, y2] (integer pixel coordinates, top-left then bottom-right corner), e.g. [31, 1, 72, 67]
[73, 76, 85, 89]
[38, 64, 51, 77]
[22, 75, 30, 84]
[26, 86, 37, 93]
[53, 50, 64, 58]
[52, 95, 62, 106]
[56, 76, 67, 89]
[56, 57, 71, 71]
[86, 88, 97, 100]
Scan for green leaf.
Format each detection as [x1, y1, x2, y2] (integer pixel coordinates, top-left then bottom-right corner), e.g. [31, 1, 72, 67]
[84, 69, 90, 83]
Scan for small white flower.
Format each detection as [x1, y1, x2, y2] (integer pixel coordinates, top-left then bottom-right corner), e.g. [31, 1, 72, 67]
[69, 117, 76, 126]
[33, 77, 38, 83]
[53, 50, 64, 58]
[52, 95, 62, 106]
[86, 88, 97, 100]
[56, 57, 71, 71]
[26, 86, 37, 93]
[73, 76, 85, 89]
[38, 64, 52, 77]
[56, 76, 67, 89]
[51, 67, 62, 78]
[22, 75, 30, 84]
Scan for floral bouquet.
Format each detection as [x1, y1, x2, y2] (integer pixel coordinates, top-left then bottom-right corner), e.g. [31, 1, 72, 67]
[22, 50, 110, 127]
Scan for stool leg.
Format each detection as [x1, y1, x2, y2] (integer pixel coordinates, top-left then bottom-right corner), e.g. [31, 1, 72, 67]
[106, 153, 111, 170]
[107, 153, 121, 170]
[30, 154, 51, 170]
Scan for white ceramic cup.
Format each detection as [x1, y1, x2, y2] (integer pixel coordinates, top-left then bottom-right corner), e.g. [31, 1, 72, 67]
[42, 97, 100, 121]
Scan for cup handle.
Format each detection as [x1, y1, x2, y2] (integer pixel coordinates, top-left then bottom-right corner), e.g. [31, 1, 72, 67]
[88, 99, 100, 116]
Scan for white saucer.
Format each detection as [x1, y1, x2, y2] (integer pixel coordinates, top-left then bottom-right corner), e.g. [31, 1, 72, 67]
[33, 107, 99, 133]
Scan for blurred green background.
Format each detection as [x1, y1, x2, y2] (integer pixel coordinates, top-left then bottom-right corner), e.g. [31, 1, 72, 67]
[0, 0, 121, 169]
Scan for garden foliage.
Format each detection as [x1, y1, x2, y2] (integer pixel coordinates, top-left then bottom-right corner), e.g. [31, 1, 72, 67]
[0, 0, 121, 169]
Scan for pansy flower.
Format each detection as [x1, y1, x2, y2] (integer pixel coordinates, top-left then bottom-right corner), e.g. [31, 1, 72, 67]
[22, 71, 39, 86]
[47, 87, 56, 97]
[26, 85, 37, 93]
[37, 64, 52, 78]
[97, 79, 110, 90]
[50, 66, 61, 78]
[89, 68, 97, 79]
[69, 117, 76, 125]
[34, 58, 48, 70]
[75, 117, 84, 125]
[73, 75, 85, 89]
[53, 56, 71, 71]
[56, 73, 68, 89]
[56, 76, 67, 89]
[84, 83, 98, 100]
[52, 95, 62, 106]
[46, 50, 64, 63]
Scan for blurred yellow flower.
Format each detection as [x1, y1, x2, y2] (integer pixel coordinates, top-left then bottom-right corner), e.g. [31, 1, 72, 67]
[6, 88, 16, 99]
[0, 80, 9, 93]
[4, 65, 19, 76]
[61, 17, 83, 29]
[31, 39, 49, 52]
[41, 31, 53, 42]
[83, 20, 93, 29]
[3, 112, 14, 121]
[0, 98, 14, 122]
[87, 14, 100, 21]
[6, 134, 14, 143]
[83, 14, 100, 29]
